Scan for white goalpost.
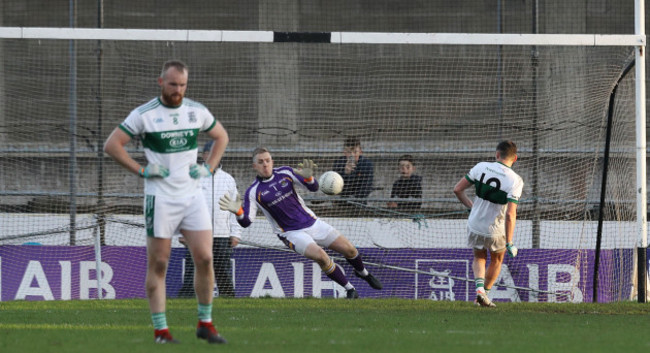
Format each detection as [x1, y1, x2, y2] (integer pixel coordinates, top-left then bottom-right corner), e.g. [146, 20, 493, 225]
[0, 23, 645, 302]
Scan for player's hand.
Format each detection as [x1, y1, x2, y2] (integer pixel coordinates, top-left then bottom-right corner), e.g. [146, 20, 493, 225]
[139, 164, 169, 178]
[219, 194, 243, 215]
[506, 242, 518, 257]
[295, 159, 317, 179]
[189, 163, 214, 179]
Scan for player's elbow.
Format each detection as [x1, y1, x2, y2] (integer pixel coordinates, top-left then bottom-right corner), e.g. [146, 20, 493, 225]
[103, 139, 117, 156]
[220, 132, 229, 147]
[215, 126, 229, 146]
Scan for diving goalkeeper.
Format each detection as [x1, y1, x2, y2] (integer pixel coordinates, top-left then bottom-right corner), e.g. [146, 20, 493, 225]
[219, 147, 383, 298]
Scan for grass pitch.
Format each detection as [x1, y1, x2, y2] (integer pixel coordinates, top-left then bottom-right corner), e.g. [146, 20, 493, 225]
[0, 298, 648, 353]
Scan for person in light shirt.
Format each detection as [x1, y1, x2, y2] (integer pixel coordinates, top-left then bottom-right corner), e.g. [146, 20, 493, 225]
[103, 60, 228, 344]
[179, 141, 241, 298]
[453, 141, 523, 308]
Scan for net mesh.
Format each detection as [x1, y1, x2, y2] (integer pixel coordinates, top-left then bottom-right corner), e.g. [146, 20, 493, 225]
[0, 37, 638, 302]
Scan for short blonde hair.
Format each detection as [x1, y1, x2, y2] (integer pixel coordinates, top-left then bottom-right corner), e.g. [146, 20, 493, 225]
[252, 147, 270, 162]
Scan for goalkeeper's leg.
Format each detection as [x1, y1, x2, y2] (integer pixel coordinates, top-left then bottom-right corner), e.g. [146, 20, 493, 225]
[304, 243, 358, 298]
[328, 235, 383, 290]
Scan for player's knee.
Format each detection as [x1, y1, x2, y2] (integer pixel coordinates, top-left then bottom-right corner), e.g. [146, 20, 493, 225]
[342, 246, 358, 259]
[318, 257, 334, 272]
[149, 258, 169, 275]
[310, 249, 331, 268]
[193, 254, 213, 269]
[491, 251, 506, 264]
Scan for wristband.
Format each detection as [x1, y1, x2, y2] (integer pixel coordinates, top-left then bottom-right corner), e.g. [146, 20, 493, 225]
[205, 163, 215, 176]
[303, 176, 314, 183]
[235, 207, 244, 217]
[138, 167, 145, 178]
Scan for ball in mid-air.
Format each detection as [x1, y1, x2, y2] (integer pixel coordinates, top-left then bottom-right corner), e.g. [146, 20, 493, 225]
[318, 171, 344, 195]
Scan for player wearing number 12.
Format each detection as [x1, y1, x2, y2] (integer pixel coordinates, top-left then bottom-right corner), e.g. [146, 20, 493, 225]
[219, 147, 383, 298]
[453, 141, 523, 308]
[103, 60, 228, 344]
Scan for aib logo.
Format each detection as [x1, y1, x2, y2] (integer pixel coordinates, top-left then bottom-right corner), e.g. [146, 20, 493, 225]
[415, 259, 470, 301]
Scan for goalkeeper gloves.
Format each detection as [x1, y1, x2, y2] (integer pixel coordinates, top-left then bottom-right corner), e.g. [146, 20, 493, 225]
[506, 242, 518, 258]
[295, 159, 317, 180]
[139, 164, 170, 178]
[189, 163, 214, 179]
[219, 194, 243, 216]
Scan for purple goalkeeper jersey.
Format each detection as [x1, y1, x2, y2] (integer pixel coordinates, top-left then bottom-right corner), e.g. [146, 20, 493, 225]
[237, 166, 319, 233]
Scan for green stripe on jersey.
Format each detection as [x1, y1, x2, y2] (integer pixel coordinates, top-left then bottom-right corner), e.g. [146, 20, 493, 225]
[145, 195, 155, 237]
[474, 182, 508, 205]
[118, 124, 135, 138]
[204, 119, 217, 132]
[143, 128, 199, 153]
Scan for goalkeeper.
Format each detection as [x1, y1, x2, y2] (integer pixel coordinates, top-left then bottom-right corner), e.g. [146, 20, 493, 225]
[219, 147, 383, 299]
[453, 141, 523, 308]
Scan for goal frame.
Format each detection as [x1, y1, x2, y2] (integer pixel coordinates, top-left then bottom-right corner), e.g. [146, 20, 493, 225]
[0, 3, 646, 301]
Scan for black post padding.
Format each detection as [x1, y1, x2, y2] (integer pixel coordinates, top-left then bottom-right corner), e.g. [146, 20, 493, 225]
[273, 32, 331, 43]
[593, 87, 615, 303]
[593, 59, 635, 303]
[639, 247, 647, 303]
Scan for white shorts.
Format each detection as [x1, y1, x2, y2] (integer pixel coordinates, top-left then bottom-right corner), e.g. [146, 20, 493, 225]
[144, 192, 212, 238]
[277, 219, 341, 256]
[467, 229, 506, 253]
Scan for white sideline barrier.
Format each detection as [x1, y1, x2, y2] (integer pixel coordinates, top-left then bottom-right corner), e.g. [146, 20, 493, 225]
[0, 214, 638, 249]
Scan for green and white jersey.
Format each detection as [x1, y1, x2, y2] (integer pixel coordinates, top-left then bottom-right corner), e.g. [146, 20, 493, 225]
[119, 97, 217, 197]
[465, 161, 523, 237]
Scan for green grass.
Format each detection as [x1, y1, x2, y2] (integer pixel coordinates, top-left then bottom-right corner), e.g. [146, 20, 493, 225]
[0, 298, 648, 353]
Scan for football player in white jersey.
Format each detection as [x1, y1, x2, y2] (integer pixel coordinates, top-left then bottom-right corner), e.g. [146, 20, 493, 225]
[453, 141, 523, 308]
[104, 60, 229, 344]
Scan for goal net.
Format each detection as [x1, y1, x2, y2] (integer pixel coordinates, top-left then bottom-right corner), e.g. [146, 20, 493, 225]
[0, 29, 642, 302]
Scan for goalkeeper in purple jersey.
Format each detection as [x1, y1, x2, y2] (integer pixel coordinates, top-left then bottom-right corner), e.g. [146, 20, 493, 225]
[219, 147, 383, 298]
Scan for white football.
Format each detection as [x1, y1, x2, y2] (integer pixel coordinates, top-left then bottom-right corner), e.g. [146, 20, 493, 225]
[318, 171, 344, 195]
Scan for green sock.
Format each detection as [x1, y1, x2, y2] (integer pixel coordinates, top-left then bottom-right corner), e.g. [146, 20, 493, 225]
[475, 278, 485, 292]
[485, 287, 491, 295]
[198, 303, 212, 323]
[151, 312, 167, 330]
